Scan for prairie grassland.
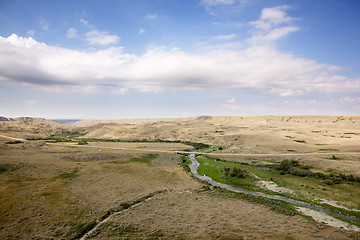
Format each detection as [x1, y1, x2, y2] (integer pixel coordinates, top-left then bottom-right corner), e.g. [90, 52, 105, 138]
[0, 116, 359, 239]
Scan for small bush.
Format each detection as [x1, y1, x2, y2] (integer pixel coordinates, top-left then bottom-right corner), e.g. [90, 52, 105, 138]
[78, 140, 88, 145]
[273, 160, 360, 184]
[323, 179, 334, 185]
[224, 167, 248, 178]
[329, 155, 340, 160]
[5, 140, 22, 144]
[0, 164, 22, 173]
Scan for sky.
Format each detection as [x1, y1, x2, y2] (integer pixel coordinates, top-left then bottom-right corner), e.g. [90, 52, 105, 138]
[0, 0, 359, 119]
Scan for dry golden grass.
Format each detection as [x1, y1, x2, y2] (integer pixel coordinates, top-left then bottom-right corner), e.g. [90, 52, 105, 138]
[72, 116, 360, 155]
[0, 116, 359, 239]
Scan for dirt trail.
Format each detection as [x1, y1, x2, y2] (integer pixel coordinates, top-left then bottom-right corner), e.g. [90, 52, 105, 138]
[0, 134, 28, 141]
[80, 189, 168, 240]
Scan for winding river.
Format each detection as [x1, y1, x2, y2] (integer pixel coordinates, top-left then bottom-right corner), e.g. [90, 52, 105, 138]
[188, 154, 360, 222]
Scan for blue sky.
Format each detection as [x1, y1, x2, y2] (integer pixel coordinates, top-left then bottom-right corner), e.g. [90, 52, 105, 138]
[0, 0, 359, 119]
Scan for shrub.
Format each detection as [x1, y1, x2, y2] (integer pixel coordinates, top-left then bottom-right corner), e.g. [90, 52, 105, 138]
[224, 167, 248, 178]
[78, 140, 88, 145]
[323, 179, 334, 185]
[5, 140, 22, 144]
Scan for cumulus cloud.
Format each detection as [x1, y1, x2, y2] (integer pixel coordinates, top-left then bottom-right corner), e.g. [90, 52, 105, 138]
[85, 30, 120, 45]
[0, 6, 359, 96]
[248, 5, 299, 45]
[66, 28, 77, 39]
[251, 5, 293, 30]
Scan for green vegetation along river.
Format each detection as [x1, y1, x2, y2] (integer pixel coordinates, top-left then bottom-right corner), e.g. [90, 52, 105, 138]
[188, 154, 360, 222]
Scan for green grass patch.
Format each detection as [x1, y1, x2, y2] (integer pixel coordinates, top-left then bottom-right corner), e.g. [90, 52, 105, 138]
[197, 157, 258, 190]
[29, 135, 212, 151]
[77, 140, 88, 145]
[5, 175, 37, 183]
[109, 160, 128, 164]
[57, 168, 79, 180]
[293, 140, 306, 143]
[130, 154, 158, 164]
[271, 160, 360, 184]
[195, 156, 360, 220]
[179, 155, 192, 172]
[319, 148, 339, 151]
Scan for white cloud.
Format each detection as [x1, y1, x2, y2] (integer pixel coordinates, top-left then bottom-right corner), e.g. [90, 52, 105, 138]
[0, 7, 358, 97]
[38, 17, 49, 30]
[66, 28, 77, 39]
[251, 5, 293, 30]
[201, 41, 243, 50]
[248, 5, 298, 45]
[139, 29, 145, 35]
[147, 14, 158, 20]
[85, 30, 120, 45]
[200, 33, 240, 50]
[201, 0, 234, 6]
[27, 30, 35, 36]
[210, 33, 236, 41]
[80, 18, 90, 26]
[1, 34, 358, 96]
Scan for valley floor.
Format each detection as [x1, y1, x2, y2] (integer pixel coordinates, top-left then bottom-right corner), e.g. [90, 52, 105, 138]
[1, 137, 359, 239]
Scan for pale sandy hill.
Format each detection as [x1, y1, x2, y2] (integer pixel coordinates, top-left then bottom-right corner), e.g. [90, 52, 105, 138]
[0, 117, 76, 139]
[67, 115, 360, 155]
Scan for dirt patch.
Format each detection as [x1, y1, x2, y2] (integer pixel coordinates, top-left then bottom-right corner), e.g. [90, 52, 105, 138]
[317, 199, 360, 212]
[297, 207, 360, 232]
[258, 180, 295, 194]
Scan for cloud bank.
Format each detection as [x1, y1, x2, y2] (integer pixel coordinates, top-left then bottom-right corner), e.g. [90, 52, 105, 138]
[0, 6, 359, 96]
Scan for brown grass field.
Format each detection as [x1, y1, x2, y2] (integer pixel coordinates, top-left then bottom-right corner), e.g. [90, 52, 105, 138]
[0, 115, 359, 239]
